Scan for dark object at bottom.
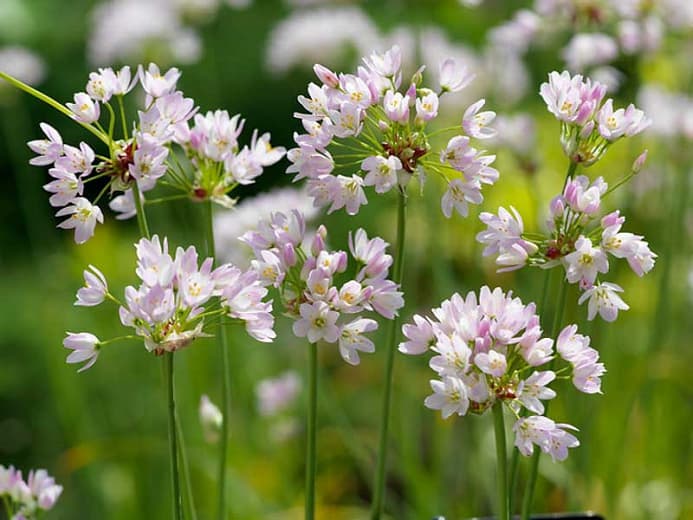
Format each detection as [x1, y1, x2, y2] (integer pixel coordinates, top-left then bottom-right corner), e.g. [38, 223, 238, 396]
[433, 514, 605, 520]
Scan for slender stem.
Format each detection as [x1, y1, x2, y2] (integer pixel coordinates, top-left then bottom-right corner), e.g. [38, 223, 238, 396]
[514, 160, 576, 517]
[563, 161, 578, 189]
[176, 411, 198, 520]
[203, 200, 232, 520]
[0, 71, 109, 144]
[508, 262, 554, 511]
[493, 402, 510, 520]
[370, 188, 407, 520]
[520, 279, 568, 519]
[164, 352, 183, 520]
[117, 95, 129, 140]
[305, 342, 318, 520]
[3, 495, 14, 519]
[131, 182, 150, 239]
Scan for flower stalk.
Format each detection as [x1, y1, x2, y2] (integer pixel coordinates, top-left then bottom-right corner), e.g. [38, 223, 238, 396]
[203, 199, 232, 520]
[305, 342, 318, 520]
[371, 187, 407, 520]
[131, 179, 182, 520]
[520, 278, 569, 520]
[493, 401, 510, 520]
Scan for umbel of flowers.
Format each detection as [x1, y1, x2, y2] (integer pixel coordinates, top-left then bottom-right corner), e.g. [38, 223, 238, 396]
[476, 70, 655, 322]
[477, 167, 655, 323]
[540, 70, 650, 166]
[0, 465, 62, 520]
[401, 286, 604, 459]
[21, 63, 284, 244]
[241, 210, 404, 363]
[286, 44, 499, 218]
[241, 209, 403, 518]
[64, 235, 274, 371]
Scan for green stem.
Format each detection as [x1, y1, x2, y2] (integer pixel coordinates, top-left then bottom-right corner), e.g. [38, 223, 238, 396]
[520, 279, 568, 519]
[493, 402, 510, 520]
[564, 161, 578, 189]
[164, 352, 183, 520]
[117, 95, 129, 140]
[305, 342, 318, 520]
[203, 200, 231, 520]
[370, 187, 407, 520]
[131, 182, 150, 239]
[0, 71, 109, 144]
[513, 160, 578, 517]
[3, 495, 14, 519]
[508, 272, 551, 512]
[176, 411, 198, 520]
[131, 177, 183, 520]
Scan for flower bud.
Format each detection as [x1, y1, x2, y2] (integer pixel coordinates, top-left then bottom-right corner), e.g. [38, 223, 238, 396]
[549, 195, 565, 218]
[411, 65, 425, 87]
[282, 243, 297, 267]
[579, 120, 595, 140]
[313, 64, 339, 88]
[631, 149, 647, 174]
[311, 225, 327, 256]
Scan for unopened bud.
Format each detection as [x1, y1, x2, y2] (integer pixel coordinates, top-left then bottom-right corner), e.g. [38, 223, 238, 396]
[549, 195, 565, 218]
[311, 225, 327, 256]
[579, 120, 595, 140]
[313, 64, 339, 89]
[631, 149, 647, 174]
[282, 243, 297, 267]
[411, 65, 425, 87]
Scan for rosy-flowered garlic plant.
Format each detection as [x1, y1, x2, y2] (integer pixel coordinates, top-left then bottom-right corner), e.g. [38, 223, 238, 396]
[400, 286, 605, 461]
[286, 45, 499, 218]
[0, 465, 62, 519]
[477, 173, 656, 321]
[241, 210, 404, 364]
[540, 71, 650, 166]
[64, 235, 274, 371]
[28, 63, 285, 243]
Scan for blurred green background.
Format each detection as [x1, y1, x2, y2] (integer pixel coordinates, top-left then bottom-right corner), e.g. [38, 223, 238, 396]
[1, 0, 691, 519]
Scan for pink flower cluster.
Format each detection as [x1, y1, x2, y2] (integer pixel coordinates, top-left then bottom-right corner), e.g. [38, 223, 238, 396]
[241, 210, 404, 365]
[540, 71, 651, 165]
[64, 235, 274, 371]
[400, 286, 605, 462]
[478, 175, 656, 321]
[28, 63, 284, 243]
[287, 45, 499, 218]
[0, 465, 62, 519]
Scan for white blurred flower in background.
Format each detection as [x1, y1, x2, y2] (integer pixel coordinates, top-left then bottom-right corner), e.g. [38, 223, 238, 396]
[0, 46, 46, 86]
[213, 187, 320, 266]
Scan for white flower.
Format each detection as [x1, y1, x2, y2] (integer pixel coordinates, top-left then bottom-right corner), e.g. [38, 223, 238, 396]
[55, 198, 104, 244]
[292, 301, 340, 343]
[424, 376, 469, 418]
[63, 332, 100, 372]
[338, 318, 377, 365]
[578, 282, 629, 322]
[361, 155, 401, 194]
[75, 265, 109, 306]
